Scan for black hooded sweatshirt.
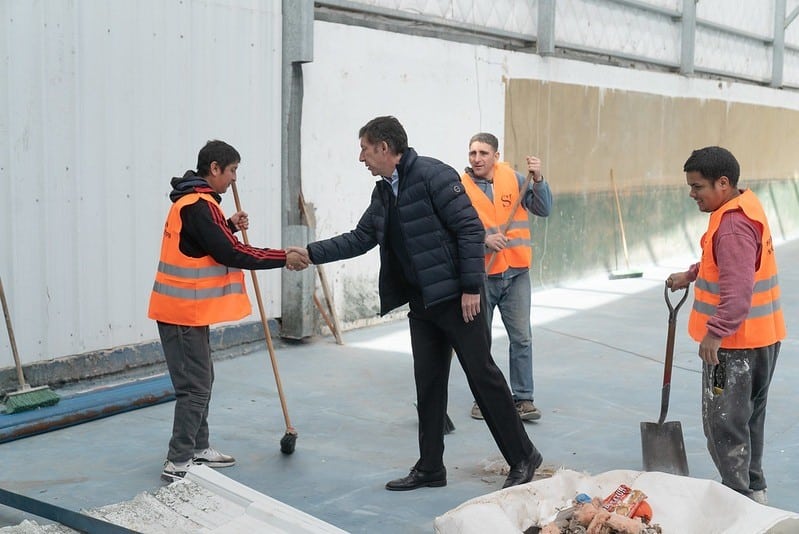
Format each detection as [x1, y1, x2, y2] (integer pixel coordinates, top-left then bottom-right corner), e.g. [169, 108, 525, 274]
[168, 171, 286, 270]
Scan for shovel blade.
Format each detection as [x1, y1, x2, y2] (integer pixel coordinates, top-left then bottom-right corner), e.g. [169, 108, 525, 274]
[640, 421, 689, 476]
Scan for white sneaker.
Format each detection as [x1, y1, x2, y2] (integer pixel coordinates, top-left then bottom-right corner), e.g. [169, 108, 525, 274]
[470, 401, 484, 420]
[193, 446, 236, 468]
[161, 459, 193, 482]
[751, 489, 768, 505]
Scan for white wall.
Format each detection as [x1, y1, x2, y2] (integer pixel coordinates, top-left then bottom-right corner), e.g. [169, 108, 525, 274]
[301, 20, 799, 325]
[0, 0, 283, 364]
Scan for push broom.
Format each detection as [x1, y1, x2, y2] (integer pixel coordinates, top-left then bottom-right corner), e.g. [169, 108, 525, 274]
[1, 275, 60, 413]
[231, 183, 298, 454]
[608, 169, 643, 280]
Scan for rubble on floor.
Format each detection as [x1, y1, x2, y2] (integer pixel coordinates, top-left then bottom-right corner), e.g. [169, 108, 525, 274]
[1, 466, 346, 534]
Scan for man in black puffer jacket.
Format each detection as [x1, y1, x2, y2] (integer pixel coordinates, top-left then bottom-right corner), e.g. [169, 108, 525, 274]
[307, 116, 543, 491]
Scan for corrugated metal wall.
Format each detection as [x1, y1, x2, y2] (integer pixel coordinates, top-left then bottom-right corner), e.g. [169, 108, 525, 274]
[1, 0, 282, 365]
[330, 0, 799, 88]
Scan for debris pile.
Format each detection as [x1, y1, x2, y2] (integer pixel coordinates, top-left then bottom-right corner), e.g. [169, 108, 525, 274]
[537, 484, 662, 534]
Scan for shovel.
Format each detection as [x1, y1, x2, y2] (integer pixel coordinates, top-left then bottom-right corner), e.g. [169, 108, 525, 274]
[640, 282, 690, 476]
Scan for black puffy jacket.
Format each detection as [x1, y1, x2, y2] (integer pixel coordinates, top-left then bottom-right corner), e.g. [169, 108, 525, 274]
[307, 148, 486, 316]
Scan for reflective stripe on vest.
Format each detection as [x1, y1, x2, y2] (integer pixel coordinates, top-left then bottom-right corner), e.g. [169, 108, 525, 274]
[148, 192, 251, 326]
[693, 274, 781, 319]
[462, 162, 532, 275]
[157, 261, 237, 279]
[688, 189, 785, 348]
[152, 280, 245, 300]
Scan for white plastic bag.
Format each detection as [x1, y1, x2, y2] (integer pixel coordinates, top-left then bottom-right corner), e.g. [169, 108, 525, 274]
[434, 469, 799, 534]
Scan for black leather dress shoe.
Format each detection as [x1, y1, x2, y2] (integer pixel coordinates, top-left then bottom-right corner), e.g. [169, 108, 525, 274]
[385, 466, 447, 491]
[502, 451, 543, 489]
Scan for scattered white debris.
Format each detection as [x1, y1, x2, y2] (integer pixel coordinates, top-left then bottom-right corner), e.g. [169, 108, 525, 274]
[1, 466, 346, 534]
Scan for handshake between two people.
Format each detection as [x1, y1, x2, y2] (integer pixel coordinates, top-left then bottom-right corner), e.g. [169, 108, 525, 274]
[229, 211, 311, 272]
[285, 246, 311, 271]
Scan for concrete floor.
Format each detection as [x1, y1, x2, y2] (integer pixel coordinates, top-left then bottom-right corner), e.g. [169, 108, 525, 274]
[1, 241, 798, 533]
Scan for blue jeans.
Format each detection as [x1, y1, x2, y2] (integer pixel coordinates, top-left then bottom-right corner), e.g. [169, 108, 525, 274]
[484, 270, 534, 402]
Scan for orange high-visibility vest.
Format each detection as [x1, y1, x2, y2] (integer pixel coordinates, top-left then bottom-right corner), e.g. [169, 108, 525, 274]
[148, 193, 251, 326]
[688, 189, 785, 348]
[462, 162, 532, 275]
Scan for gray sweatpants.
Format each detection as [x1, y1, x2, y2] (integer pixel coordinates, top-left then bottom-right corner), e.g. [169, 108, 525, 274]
[702, 341, 780, 496]
[158, 322, 214, 463]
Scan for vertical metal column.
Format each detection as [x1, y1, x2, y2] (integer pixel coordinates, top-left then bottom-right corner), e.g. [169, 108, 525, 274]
[680, 0, 696, 76]
[537, 0, 555, 56]
[772, 0, 787, 88]
[282, 0, 313, 228]
[281, 0, 315, 339]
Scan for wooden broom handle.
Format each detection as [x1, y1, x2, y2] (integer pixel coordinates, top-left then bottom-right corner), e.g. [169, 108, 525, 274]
[230, 183, 293, 431]
[485, 171, 535, 272]
[0, 275, 28, 388]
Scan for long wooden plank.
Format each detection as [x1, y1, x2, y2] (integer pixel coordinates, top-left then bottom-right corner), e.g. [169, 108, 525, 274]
[299, 192, 344, 345]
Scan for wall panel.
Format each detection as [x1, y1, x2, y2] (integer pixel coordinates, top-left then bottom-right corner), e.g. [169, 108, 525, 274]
[504, 79, 799, 281]
[1, 0, 282, 365]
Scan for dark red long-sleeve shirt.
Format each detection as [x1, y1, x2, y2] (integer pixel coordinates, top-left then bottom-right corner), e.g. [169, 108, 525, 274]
[688, 210, 761, 339]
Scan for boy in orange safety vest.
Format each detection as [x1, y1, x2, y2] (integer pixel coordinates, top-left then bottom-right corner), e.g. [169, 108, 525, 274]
[149, 140, 309, 482]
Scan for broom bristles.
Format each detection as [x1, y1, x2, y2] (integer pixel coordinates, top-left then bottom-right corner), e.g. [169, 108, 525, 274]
[3, 385, 60, 414]
[609, 270, 644, 280]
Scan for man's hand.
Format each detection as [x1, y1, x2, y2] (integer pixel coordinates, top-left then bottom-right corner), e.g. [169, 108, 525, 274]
[699, 333, 722, 365]
[485, 233, 508, 252]
[229, 211, 249, 231]
[461, 293, 481, 323]
[665, 271, 691, 291]
[526, 156, 543, 182]
[285, 246, 310, 271]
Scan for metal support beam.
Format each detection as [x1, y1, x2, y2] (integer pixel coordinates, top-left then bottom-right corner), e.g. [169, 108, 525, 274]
[282, 0, 315, 339]
[281, 225, 315, 339]
[282, 0, 313, 227]
[787, 5, 799, 28]
[680, 0, 696, 75]
[537, 0, 555, 56]
[773, 0, 787, 88]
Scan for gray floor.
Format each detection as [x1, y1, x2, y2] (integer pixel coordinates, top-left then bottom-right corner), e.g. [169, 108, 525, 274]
[2, 240, 798, 533]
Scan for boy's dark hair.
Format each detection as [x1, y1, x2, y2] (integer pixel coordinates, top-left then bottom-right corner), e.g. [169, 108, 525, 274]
[683, 146, 740, 187]
[358, 116, 408, 154]
[469, 132, 499, 152]
[197, 140, 241, 177]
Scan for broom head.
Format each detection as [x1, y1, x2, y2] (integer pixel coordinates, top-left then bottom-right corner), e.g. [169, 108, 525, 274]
[280, 429, 298, 454]
[3, 385, 60, 414]
[609, 269, 643, 280]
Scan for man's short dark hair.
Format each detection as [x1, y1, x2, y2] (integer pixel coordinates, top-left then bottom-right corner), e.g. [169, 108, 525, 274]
[683, 146, 740, 187]
[469, 132, 499, 152]
[358, 116, 408, 154]
[197, 140, 241, 178]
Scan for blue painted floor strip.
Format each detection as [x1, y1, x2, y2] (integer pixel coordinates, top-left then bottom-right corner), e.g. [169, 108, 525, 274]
[0, 375, 174, 443]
